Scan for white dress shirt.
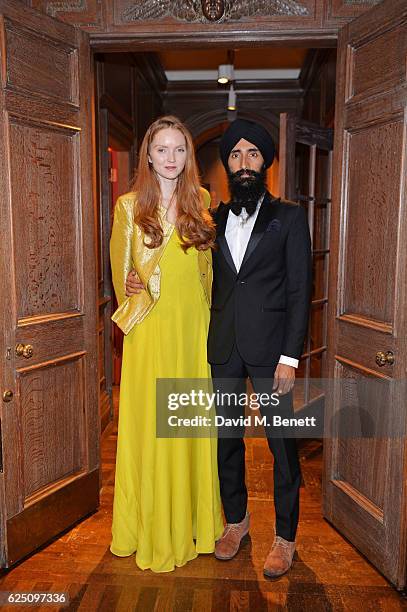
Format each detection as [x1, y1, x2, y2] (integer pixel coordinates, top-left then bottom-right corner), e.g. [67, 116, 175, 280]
[225, 196, 299, 369]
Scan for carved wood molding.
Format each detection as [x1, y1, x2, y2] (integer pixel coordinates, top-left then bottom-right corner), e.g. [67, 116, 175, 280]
[121, 0, 309, 24]
[29, 0, 380, 38]
[343, 0, 380, 4]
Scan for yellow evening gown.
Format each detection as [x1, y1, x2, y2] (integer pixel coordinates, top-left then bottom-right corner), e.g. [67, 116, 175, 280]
[110, 230, 224, 572]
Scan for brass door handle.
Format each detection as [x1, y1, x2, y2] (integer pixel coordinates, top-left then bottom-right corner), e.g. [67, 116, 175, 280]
[3, 390, 13, 402]
[375, 350, 394, 367]
[15, 343, 34, 359]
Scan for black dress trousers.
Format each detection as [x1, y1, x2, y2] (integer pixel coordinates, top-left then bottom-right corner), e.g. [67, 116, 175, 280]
[211, 343, 301, 542]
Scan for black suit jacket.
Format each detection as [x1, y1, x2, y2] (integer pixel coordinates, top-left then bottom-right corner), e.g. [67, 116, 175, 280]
[207, 192, 312, 366]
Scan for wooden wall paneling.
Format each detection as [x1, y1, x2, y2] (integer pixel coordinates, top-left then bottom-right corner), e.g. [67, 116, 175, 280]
[134, 71, 159, 144]
[102, 54, 134, 119]
[325, 0, 382, 24]
[131, 52, 167, 100]
[301, 49, 337, 126]
[30, 0, 104, 30]
[279, 113, 297, 200]
[97, 105, 113, 433]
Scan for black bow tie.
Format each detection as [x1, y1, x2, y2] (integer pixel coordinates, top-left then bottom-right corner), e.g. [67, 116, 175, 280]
[230, 200, 257, 217]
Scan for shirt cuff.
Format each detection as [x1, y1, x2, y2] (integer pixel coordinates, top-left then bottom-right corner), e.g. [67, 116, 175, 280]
[278, 355, 299, 368]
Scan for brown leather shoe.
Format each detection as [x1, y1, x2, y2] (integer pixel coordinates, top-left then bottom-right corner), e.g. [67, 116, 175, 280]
[214, 512, 250, 560]
[263, 535, 296, 578]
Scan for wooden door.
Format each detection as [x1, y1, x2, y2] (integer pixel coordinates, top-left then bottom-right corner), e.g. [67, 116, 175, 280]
[279, 114, 333, 414]
[0, 0, 99, 566]
[323, 0, 407, 588]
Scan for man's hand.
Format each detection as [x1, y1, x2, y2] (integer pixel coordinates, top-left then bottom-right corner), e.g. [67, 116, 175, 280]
[273, 364, 296, 395]
[125, 269, 144, 296]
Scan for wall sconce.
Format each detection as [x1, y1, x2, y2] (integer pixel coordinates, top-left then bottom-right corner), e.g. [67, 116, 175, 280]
[218, 64, 234, 84]
[227, 84, 236, 110]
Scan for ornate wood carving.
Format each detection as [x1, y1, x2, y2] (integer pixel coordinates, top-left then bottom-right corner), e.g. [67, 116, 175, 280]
[44, 0, 86, 17]
[326, 0, 381, 20]
[201, 0, 225, 21]
[122, 0, 309, 23]
[30, 0, 103, 28]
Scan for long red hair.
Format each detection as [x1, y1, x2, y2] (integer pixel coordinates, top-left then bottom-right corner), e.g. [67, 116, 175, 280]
[131, 116, 215, 251]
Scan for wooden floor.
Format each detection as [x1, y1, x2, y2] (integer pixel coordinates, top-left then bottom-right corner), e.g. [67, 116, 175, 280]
[1, 392, 406, 611]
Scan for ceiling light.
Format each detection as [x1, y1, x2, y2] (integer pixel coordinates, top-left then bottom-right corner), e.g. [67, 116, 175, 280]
[227, 84, 236, 111]
[218, 64, 234, 84]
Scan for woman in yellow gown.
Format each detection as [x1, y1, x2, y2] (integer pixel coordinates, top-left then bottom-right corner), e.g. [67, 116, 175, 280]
[109, 116, 223, 572]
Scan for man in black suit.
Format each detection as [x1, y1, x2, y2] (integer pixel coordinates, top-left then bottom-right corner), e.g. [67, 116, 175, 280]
[209, 119, 311, 578]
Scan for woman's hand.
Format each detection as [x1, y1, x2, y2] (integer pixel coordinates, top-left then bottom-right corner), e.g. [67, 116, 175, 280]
[125, 270, 144, 296]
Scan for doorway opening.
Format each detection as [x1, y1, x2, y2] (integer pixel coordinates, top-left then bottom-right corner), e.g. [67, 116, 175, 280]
[94, 46, 337, 430]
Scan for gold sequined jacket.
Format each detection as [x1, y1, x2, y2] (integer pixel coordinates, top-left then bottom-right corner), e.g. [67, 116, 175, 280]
[110, 189, 213, 335]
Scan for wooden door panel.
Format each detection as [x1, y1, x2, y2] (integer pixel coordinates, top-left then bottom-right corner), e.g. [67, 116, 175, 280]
[0, 0, 99, 566]
[336, 321, 394, 370]
[9, 120, 81, 319]
[328, 360, 399, 575]
[4, 18, 79, 105]
[324, 0, 407, 588]
[333, 368, 389, 507]
[341, 120, 402, 326]
[5, 355, 86, 518]
[19, 358, 85, 498]
[348, 23, 406, 101]
[7, 471, 99, 564]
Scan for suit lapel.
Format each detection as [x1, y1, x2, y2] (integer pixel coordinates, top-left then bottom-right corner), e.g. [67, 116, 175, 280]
[216, 203, 238, 275]
[240, 193, 278, 270]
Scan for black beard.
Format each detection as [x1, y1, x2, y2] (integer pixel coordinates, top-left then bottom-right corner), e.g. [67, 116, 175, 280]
[227, 168, 267, 203]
